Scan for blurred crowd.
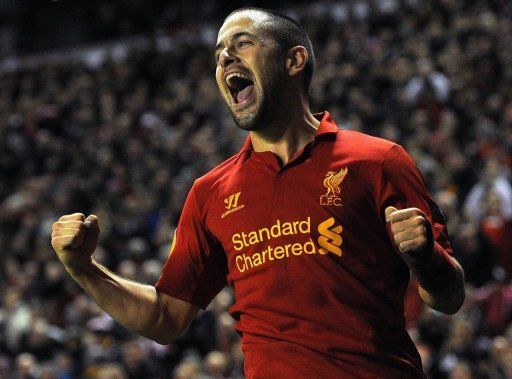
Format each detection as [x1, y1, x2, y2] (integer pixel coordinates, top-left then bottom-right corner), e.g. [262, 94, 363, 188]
[1, 1, 512, 378]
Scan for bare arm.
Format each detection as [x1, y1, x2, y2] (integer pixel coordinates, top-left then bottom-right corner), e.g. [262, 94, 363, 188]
[51, 213, 199, 343]
[385, 207, 465, 314]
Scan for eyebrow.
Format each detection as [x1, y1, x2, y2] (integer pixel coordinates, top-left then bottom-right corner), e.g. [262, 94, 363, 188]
[215, 32, 259, 54]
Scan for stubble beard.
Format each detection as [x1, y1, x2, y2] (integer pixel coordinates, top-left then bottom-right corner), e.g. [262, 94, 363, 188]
[230, 85, 267, 131]
[230, 73, 283, 132]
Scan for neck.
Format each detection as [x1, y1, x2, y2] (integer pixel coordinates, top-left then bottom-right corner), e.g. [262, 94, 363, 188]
[250, 92, 320, 165]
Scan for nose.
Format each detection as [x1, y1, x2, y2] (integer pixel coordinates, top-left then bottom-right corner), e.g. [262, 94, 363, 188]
[218, 48, 237, 69]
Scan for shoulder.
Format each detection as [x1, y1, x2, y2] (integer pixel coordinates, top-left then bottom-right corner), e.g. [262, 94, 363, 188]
[337, 130, 400, 163]
[190, 153, 240, 199]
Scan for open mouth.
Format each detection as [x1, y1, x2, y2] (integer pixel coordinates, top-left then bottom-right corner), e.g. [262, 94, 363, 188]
[226, 73, 255, 106]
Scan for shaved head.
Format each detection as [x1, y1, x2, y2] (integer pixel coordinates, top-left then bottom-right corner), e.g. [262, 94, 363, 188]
[223, 7, 315, 95]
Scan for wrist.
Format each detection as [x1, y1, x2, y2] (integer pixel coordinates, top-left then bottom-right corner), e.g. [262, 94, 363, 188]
[406, 215, 435, 270]
[65, 257, 96, 280]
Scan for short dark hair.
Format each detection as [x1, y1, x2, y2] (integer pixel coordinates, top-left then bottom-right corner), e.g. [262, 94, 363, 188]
[225, 7, 315, 95]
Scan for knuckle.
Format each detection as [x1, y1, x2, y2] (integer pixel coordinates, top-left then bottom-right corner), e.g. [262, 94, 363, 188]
[399, 209, 410, 216]
[51, 237, 62, 247]
[399, 221, 409, 230]
[406, 221, 413, 230]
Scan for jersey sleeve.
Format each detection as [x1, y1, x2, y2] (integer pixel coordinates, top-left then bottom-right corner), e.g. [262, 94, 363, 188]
[378, 144, 453, 255]
[155, 183, 227, 309]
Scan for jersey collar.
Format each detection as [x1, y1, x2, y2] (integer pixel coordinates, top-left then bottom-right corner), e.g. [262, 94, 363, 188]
[236, 111, 339, 165]
[314, 111, 339, 137]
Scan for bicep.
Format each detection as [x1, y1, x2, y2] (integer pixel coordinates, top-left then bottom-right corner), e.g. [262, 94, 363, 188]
[156, 184, 227, 309]
[380, 144, 452, 252]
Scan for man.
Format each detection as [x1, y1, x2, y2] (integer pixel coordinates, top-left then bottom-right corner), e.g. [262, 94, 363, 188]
[51, 8, 465, 378]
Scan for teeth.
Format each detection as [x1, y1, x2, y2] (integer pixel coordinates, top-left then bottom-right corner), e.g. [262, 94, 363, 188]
[226, 72, 251, 86]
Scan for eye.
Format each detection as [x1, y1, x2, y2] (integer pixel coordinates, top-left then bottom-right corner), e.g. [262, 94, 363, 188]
[237, 40, 252, 49]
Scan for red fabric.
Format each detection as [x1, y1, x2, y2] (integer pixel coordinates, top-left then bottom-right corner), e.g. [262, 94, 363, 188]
[404, 277, 424, 329]
[156, 112, 455, 378]
[480, 217, 512, 278]
[475, 284, 512, 336]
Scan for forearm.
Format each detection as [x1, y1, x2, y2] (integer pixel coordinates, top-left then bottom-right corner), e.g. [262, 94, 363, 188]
[412, 244, 465, 314]
[51, 214, 198, 342]
[67, 259, 182, 343]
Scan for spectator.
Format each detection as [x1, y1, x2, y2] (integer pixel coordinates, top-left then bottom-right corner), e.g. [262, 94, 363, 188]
[479, 188, 512, 278]
[464, 158, 512, 223]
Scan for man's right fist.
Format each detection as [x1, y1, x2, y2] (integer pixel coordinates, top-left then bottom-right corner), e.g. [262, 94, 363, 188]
[51, 213, 100, 272]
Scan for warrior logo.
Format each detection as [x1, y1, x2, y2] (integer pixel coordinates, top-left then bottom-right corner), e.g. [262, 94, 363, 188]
[224, 192, 241, 209]
[317, 217, 343, 256]
[320, 167, 348, 206]
[222, 192, 244, 218]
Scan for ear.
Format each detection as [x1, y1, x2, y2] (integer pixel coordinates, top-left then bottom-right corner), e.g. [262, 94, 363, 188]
[285, 46, 308, 77]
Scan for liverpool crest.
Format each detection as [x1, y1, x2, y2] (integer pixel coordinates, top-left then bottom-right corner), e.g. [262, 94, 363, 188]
[320, 167, 348, 207]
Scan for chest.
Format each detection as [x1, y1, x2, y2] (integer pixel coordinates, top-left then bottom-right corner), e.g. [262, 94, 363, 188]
[205, 151, 382, 261]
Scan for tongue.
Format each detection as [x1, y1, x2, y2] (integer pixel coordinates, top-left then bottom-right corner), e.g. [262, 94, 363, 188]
[236, 84, 254, 104]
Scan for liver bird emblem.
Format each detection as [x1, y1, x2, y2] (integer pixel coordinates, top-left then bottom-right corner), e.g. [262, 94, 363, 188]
[323, 167, 348, 197]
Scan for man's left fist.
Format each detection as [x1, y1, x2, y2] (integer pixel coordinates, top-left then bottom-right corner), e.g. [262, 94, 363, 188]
[385, 206, 431, 255]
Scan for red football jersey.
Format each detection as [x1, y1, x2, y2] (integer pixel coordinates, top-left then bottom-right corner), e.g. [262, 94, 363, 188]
[156, 112, 453, 378]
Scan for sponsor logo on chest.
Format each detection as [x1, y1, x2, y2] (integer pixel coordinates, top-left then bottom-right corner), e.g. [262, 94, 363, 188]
[232, 216, 344, 273]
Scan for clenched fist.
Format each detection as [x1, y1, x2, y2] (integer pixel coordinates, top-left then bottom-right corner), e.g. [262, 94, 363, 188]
[385, 206, 432, 258]
[51, 213, 100, 274]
